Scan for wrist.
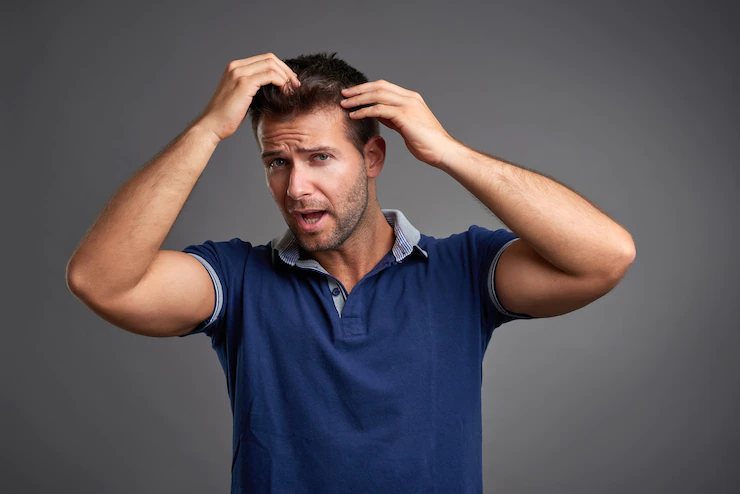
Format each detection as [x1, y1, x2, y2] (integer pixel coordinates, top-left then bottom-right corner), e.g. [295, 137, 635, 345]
[189, 118, 223, 148]
[435, 138, 470, 173]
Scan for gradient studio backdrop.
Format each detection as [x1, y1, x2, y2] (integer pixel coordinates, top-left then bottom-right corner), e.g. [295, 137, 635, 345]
[5, 1, 739, 492]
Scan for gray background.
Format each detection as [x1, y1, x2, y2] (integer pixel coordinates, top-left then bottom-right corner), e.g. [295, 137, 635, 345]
[4, 0, 739, 492]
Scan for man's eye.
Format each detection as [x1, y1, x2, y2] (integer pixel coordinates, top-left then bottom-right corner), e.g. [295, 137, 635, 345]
[314, 153, 330, 161]
[269, 158, 287, 167]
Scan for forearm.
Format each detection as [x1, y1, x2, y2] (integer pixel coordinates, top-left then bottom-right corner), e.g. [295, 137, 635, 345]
[440, 141, 635, 279]
[66, 122, 220, 298]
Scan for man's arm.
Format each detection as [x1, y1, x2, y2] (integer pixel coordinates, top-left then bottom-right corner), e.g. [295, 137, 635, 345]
[340, 80, 636, 318]
[439, 144, 635, 318]
[66, 53, 301, 336]
[66, 122, 222, 337]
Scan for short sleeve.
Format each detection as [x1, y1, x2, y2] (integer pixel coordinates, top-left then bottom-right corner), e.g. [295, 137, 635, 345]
[467, 225, 534, 332]
[178, 238, 250, 340]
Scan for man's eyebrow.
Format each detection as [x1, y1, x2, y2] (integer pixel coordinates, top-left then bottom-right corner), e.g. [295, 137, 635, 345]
[261, 146, 342, 159]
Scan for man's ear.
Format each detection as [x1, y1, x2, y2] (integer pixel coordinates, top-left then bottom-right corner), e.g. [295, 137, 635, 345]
[363, 136, 386, 179]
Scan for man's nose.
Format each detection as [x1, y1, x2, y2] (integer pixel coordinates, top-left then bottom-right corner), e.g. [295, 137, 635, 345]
[287, 162, 313, 200]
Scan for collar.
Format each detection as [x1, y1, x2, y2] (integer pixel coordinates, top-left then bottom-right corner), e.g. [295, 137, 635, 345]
[271, 209, 429, 267]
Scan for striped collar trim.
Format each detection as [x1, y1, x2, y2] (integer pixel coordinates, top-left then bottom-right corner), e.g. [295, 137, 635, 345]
[271, 209, 428, 267]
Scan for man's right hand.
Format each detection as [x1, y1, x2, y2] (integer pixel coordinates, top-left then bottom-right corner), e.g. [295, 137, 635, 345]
[196, 53, 301, 143]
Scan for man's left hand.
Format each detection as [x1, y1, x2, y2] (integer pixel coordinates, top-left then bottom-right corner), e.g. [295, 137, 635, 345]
[341, 80, 460, 168]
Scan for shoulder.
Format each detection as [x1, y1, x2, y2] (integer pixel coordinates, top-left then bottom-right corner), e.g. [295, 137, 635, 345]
[181, 237, 282, 274]
[182, 237, 252, 260]
[420, 225, 517, 260]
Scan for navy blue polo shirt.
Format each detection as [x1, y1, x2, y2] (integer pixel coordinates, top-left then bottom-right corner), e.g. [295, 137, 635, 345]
[180, 209, 532, 494]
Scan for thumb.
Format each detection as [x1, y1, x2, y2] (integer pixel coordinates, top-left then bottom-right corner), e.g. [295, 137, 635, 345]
[377, 117, 400, 133]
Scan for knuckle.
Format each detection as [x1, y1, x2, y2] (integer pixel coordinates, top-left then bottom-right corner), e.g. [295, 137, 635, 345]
[267, 59, 285, 74]
[230, 67, 242, 80]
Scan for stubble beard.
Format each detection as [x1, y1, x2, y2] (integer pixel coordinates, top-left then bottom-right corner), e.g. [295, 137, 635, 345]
[291, 165, 369, 253]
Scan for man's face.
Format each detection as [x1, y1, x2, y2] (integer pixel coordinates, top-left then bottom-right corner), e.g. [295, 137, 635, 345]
[258, 106, 369, 253]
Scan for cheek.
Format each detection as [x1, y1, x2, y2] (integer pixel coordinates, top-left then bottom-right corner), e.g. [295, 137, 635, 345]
[265, 174, 284, 200]
[327, 167, 354, 192]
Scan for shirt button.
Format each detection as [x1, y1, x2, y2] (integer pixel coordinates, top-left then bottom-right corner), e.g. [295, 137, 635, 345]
[331, 287, 341, 297]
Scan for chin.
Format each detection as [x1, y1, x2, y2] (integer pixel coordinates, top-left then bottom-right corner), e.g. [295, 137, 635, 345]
[296, 235, 335, 253]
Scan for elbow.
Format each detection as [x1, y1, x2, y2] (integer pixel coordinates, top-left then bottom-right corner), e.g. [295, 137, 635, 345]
[619, 236, 637, 274]
[604, 238, 636, 287]
[66, 263, 90, 300]
[65, 256, 98, 301]
[65, 257, 81, 294]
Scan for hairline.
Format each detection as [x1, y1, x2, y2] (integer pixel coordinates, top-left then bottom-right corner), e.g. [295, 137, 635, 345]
[252, 104, 367, 156]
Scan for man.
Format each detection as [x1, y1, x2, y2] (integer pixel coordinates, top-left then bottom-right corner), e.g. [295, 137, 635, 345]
[66, 52, 635, 493]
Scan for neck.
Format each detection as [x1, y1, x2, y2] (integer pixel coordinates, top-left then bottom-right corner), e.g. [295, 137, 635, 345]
[308, 205, 395, 294]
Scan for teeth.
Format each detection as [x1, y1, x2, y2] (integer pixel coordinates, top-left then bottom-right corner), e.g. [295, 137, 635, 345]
[301, 211, 324, 225]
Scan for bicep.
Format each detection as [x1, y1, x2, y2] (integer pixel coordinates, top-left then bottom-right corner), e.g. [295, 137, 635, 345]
[493, 239, 615, 318]
[84, 250, 217, 337]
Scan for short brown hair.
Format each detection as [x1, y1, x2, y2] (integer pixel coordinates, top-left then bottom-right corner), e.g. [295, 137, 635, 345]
[248, 52, 379, 156]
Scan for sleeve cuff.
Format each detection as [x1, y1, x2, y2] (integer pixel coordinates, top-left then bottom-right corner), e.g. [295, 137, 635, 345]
[487, 237, 534, 319]
[186, 252, 224, 331]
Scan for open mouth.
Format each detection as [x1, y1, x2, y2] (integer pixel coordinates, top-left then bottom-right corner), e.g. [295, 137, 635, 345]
[294, 210, 328, 231]
[301, 211, 325, 224]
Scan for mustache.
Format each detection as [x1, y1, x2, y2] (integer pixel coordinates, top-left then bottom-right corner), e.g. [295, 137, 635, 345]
[287, 202, 331, 214]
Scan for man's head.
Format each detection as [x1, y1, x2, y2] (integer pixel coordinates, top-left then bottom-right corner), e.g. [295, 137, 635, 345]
[250, 53, 386, 254]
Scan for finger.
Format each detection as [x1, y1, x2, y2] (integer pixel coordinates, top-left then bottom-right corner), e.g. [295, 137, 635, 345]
[349, 104, 400, 120]
[233, 59, 296, 89]
[235, 68, 295, 94]
[247, 57, 300, 87]
[342, 79, 413, 98]
[376, 117, 400, 133]
[266, 53, 301, 87]
[226, 53, 278, 72]
[340, 88, 409, 109]
[230, 54, 300, 87]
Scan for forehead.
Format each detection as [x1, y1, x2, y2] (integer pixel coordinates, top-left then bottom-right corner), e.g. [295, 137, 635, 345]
[257, 106, 351, 150]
